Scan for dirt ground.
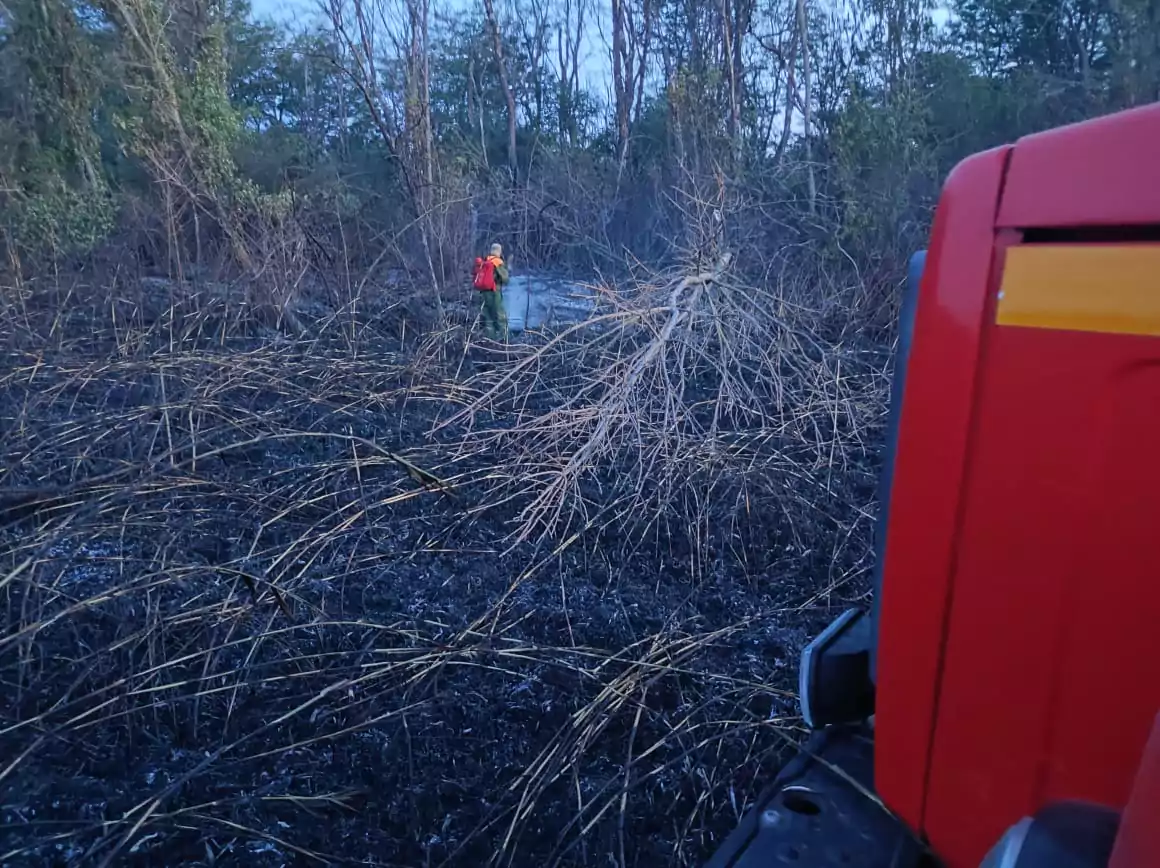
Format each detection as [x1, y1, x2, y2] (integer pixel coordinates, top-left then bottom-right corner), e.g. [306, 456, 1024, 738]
[0, 285, 879, 867]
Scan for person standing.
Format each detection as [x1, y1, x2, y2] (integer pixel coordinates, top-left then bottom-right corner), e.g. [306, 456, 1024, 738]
[472, 243, 510, 340]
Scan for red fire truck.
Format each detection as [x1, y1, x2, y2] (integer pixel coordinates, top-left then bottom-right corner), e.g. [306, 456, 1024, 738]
[705, 102, 1160, 868]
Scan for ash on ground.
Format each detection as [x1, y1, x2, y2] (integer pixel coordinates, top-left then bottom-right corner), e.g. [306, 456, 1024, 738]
[0, 289, 876, 868]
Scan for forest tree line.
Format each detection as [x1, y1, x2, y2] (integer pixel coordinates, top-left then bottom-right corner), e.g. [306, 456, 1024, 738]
[1, 0, 1158, 305]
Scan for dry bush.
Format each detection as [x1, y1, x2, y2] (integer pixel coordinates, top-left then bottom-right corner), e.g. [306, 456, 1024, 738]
[443, 206, 889, 597]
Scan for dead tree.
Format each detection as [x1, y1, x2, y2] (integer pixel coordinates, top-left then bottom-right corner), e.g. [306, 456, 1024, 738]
[483, 0, 520, 179]
[611, 0, 654, 181]
[321, 0, 444, 300]
[555, 0, 588, 146]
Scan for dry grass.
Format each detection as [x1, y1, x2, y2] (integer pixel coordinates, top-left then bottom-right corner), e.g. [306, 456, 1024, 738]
[0, 243, 891, 866]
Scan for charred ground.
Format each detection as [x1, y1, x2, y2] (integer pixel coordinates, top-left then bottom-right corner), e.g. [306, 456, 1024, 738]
[1, 264, 889, 868]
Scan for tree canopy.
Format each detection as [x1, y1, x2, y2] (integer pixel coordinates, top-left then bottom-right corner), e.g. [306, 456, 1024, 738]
[1, 0, 1156, 277]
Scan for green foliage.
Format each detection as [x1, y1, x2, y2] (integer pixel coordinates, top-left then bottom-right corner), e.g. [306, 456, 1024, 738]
[0, 0, 116, 258]
[7, 175, 116, 257]
[184, 19, 246, 191]
[953, 0, 1110, 78]
[819, 0, 1156, 269]
[0, 0, 1154, 273]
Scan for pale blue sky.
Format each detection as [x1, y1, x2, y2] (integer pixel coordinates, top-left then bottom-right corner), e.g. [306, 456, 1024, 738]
[249, 0, 615, 96]
[251, 0, 318, 26]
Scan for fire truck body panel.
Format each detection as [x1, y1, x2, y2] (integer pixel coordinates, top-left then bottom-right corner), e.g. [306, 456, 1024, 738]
[872, 144, 1014, 835]
[924, 245, 1160, 864]
[997, 103, 1160, 229]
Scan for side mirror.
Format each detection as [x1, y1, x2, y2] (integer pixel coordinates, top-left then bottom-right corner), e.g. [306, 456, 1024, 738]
[799, 608, 874, 728]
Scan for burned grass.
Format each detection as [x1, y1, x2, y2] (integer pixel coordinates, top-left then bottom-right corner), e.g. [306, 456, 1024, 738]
[0, 266, 888, 867]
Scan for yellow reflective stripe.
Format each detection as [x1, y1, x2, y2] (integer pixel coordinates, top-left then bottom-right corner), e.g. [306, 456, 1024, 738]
[997, 244, 1160, 337]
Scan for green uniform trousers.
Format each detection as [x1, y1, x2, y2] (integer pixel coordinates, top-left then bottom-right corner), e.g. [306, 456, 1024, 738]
[478, 289, 508, 340]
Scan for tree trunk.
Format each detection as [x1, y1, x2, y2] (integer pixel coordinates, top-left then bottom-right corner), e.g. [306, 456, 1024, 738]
[721, 0, 740, 165]
[483, 0, 519, 179]
[555, 0, 585, 146]
[612, 0, 631, 176]
[796, 0, 816, 213]
[611, 0, 652, 182]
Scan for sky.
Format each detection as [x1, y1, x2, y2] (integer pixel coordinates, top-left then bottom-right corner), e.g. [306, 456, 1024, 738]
[251, 0, 318, 26]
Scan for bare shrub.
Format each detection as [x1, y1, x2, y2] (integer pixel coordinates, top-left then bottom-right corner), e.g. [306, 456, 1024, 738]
[443, 204, 887, 589]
